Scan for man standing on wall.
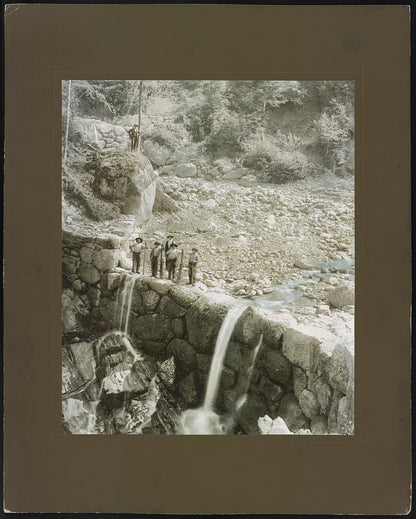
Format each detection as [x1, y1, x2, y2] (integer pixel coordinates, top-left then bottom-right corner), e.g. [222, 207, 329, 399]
[188, 248, 199, 285]
[128, 124, 139, 151]
[150, 242, 163, 277]
[130, 237, 145, 273]
[166, 243, 181, 281]
[164, 235, 175, 271]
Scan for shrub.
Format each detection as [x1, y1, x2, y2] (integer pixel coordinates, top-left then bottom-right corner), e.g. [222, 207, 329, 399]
[243, 133, 308, 183]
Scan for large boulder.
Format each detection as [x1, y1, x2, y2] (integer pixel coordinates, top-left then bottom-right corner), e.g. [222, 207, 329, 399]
[257, 347, 292, 387]
[327, 283, 354, 308]
[142, 139, 171, 166]
[174, 163, 197, 178]
[78, 264, 100, 285]
[62, 289, 89, 333]
[89, 151, 157, 222]
[167, 339, 196, 376]
[131, 313, 171, 342]
[93, 249, 120, 271]
[298, 389, 320, 419]
[327, 341, 354, 395]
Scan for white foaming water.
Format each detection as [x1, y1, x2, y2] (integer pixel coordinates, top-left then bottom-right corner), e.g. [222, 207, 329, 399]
[179, 305, 247, 434]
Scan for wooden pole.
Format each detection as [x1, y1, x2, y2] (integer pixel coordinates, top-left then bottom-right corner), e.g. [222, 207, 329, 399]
[137, 80, 143, 151]
[142, 250, 146, 275]
[176, 249, 184, 283]
[63, 80, 71, 166]
[160, 249, 165, 278]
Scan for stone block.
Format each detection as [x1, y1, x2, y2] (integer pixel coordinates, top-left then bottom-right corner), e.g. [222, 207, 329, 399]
[310, 376, 333, 416]
[310, 415, 329, 435]
[224, 341, 243, 372]
[298, 389, 320, 419]
[171, 317, 186, 338]
[236, 394, 268, 434]
[292, 366, 308, 399]
[141, 290, 160, 312]
[159, 295, 187, 317]
[167, 338, 196, 375]
[327, 341, 354, 394]
[282, 328, 321, 372]
[278, 393, 309, 433]
[185, 294, 232, 354]
[132, 314, 171, 342]
[169, 285, 201, 307]
[80, 246, 94, 263]
[257, 346, 292, 387]
[176, 372, 198, 408]
[148, 278, 172, 295]
[93, 249, 120, 271]
[78, 264, 100, 285]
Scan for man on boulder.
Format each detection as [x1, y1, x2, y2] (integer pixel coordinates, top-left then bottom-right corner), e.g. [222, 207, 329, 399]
[130, 237, 145, 273]
[128, 124, 140, 151]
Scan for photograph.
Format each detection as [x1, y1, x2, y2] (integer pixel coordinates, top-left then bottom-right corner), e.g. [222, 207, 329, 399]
[61, 80, 355, 435]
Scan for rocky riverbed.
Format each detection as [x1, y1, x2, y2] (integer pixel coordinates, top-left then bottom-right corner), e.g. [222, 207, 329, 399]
[63, 170, 354, 324]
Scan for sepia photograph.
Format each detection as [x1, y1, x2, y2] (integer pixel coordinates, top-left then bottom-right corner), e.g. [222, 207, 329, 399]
[61, 79, 355, 435]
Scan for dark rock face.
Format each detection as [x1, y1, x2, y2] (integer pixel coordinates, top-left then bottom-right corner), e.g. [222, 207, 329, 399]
[278, 393, 309, 432]
[89, 152, 157, 215]
[236, 394, 269, 434]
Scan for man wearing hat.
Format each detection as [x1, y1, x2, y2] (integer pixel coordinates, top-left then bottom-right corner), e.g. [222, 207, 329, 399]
[166, 243, 181, 281]
[188, 248, 199, 285]
[128, 124, 140, 151]
[150, 242, 163, 277]
[164, 235, 175, 270]
[130, 237, 145, 273]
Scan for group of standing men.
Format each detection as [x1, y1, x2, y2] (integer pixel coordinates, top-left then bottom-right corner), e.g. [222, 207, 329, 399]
[130, 235, 199, 285]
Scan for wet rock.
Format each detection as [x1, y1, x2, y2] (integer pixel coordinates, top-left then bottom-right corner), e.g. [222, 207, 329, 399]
[234, 307, 264, 348]
[195, 353, 211, 386]
[139, 340, 166, 358]
[298, 389, 320, 419]
[176, 372, 198, 408]
[257, 347, 292, 387]
[220, 366, 236, 390]
[78, 264, 100, 285]
[310, 415, 329, 434]
[185, 294, 233, 354]
[236, 394, 268, 434]
[62, 289, 89, 333]
[292, 366, 308, 399]
[224, 341, 243, 372]
[171, 317, 186, 338]
[278, 393, 309, 432]
[87, 287, 100, 307]
[132, 314, 171, 342]
[159, 295, 187, 317]
[310, 376, 333, 416]
[167, 339, 196, 375]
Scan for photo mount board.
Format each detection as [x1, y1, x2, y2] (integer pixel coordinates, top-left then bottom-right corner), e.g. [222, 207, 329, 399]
[4, 4, 411, 514]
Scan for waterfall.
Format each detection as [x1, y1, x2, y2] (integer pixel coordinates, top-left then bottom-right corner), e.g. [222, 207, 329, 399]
[116, 274, 138, 333]
[203, 305, 247, 411]
[179, 304, 248, 434]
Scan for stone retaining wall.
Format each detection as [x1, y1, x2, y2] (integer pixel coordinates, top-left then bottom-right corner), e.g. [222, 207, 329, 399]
[62, 232, 354, 435]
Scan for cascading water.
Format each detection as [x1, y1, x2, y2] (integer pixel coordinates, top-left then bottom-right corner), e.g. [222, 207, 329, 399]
[179, 305, 248, 434]
[116, 273, 138, 334]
